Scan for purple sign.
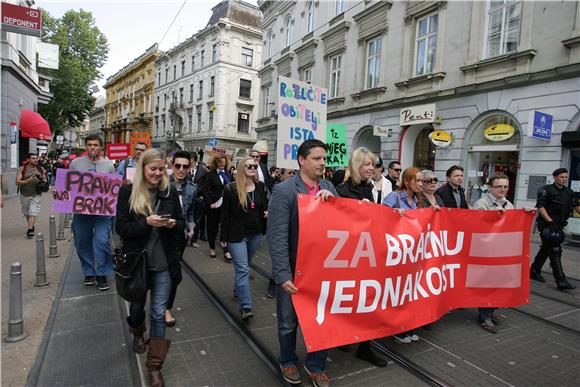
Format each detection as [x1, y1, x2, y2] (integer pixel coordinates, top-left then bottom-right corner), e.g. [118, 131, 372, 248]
[52, 169, 123, 216]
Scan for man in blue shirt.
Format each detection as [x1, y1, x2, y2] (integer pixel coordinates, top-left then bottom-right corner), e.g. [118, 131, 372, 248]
[117, 141, 148, 183]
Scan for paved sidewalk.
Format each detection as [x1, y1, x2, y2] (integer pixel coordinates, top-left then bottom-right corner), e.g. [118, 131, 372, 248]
[1, 195, 71, 386]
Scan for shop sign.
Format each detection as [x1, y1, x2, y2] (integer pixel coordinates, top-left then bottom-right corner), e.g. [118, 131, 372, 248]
[429, 130, 453, 147]
[1, 3, 42, 37]
[528, 111, 553, 141]
[400, 104, 436, 126]
[484, 124, 515, 142]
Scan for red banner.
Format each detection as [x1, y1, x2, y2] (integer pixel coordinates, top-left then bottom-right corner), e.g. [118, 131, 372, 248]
[294, 195, 534, 352]
[107, 143, 131, 160]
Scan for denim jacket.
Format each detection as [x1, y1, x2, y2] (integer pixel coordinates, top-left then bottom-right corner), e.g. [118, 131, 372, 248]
[170, 176, 198, 233]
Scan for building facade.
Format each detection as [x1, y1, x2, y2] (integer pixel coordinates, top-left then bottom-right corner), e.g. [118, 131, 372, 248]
[152, 0, 262, 160]
[257, 1, 580, 224]
[88, 97, 106, 134]
[1, 0, 53, 196]
[103, 43, 159, 146]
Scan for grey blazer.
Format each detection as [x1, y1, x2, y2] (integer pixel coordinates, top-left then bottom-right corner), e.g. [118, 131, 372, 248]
[267, 174, 338, 285]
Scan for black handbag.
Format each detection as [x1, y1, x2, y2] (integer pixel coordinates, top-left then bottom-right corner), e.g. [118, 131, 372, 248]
[113, 248, 148, 303]
[36, 179, 49, 194]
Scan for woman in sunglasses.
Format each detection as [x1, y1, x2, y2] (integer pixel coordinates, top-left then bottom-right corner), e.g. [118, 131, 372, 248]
[420, 170, 444, 208]
[220, 157, 268, 320]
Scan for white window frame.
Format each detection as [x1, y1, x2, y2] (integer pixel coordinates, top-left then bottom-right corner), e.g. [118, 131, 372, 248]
[208, 110, 214, 131]
[366, 37, 382, 89]
[266, 29, 273, 58]
[307, 1, 316, 33]
[285, 16, 294, 48]
[335, 0, 345, 16]
[483, 0, 522, 59]
[242, 47, 253, 66]
[414, 13, 438, 77]
[329, 54, 342, 99]
[263, 86, 270, 118]
[301, 67, 312, 84]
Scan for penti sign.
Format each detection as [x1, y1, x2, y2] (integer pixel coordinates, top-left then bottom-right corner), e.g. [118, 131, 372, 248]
[1, 3, 42, 37]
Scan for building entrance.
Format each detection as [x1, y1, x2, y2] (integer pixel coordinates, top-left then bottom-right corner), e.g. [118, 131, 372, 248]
[466, 150, 519, 206]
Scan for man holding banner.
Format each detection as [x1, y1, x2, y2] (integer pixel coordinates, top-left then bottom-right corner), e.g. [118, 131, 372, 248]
[69, 134, 116, 290]
[267, 139, 337, 387]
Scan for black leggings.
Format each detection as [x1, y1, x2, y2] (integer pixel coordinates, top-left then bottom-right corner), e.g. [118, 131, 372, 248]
[206, 206, 221, 250]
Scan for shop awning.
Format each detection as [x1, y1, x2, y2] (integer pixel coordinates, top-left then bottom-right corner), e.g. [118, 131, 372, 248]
[19, 109, 52, 140]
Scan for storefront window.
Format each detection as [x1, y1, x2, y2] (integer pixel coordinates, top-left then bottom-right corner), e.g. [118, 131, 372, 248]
[413, 128, 435, 170]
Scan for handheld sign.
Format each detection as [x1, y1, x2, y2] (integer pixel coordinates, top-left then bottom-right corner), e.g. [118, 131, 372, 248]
[277, 76, 327, 169]
[326, 124, 348, 168]
[52, 169, 122, 216]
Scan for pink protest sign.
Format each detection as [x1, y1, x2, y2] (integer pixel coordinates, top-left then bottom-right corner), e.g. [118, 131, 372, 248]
[52, 169, 122, 216]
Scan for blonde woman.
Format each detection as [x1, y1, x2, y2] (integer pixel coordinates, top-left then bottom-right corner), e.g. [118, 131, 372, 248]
[220, 157, 268, 320]
[116, 149, 185, 387]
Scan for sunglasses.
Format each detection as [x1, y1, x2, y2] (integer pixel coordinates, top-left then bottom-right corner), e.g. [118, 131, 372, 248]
[251, 155, 260, 159]
[423, 178, 438, 184]
[173, 163, 190, 170]
[245, 164, 258, 170]
[392, 168, 402, 172]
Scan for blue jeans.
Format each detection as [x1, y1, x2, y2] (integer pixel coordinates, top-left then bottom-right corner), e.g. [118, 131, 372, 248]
[72, 214, 113, 277]
[229, 234, 262, 310]
[129, 270, 172, 338]
[276, 285, 327, 372]
[479, 308, 497, 322]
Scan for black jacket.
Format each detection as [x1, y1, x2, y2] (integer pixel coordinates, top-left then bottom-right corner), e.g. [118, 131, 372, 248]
[336, 178, 374, 201]
[115, 184, 186, 279]
[191, 165, 208, 187]
[435, 183, 468, 209]
[202, 170, 231, 205]
[220, 181, 268, 243]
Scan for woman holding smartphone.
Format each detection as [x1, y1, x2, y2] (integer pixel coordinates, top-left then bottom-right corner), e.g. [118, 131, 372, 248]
[220, 157, 267, 320]
[116, 149, 185, 387]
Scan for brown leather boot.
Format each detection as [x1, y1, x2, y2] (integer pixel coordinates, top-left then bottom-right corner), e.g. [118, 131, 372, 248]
[146, 337, 171, 387]
[127, 317, 146, 354]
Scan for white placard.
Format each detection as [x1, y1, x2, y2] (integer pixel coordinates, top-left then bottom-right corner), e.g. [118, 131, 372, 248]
[400, 103, 436, 126]
[468, 170, 477, 178]
[571, 180, 580, 192]
[276, 76, 327, 170]
[10, 143, 17, 168]
[477, 171, 484, 177]
[126, 167, 136, 182]
[37, 42, 59, 69]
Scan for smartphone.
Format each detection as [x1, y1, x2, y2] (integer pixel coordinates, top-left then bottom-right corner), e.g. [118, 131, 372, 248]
[159, 214, 172, 219]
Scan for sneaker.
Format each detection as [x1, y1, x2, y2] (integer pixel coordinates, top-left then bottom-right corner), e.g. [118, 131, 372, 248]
[192, 242, 200, 248]
[83, 276, 96, 286]
[279, 365, 302, 385]
[480, 319, 497, 333]
[304, 365, 330, 387]
[26, 228, 34, 238]
[410, 334, 420, 342]
[240, 308, 254, 320]
[394, 334, 412, 344]
[265, 281, 276, 298]
[96, 276, 110, 291]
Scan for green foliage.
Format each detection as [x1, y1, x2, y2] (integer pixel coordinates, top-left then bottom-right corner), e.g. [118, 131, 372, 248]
[38, 9, 108, 133]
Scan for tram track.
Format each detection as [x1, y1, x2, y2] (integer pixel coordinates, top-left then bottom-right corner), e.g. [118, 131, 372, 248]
[180, 259, 290, 386]
[248, 262, 454, 387]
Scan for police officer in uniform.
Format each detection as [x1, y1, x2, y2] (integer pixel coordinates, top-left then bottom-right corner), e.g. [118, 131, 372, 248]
[530, 168, 580, 290]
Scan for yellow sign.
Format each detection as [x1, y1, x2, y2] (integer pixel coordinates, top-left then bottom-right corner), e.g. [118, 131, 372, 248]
[429, 130, 453, 147]
[484, 124, 515, 142]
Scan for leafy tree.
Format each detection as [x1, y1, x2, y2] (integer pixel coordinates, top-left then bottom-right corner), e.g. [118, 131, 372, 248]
[39, 9, 108, 133]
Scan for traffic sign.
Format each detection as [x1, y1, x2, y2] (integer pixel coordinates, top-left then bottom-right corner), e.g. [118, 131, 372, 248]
[208, 138, 217, 147]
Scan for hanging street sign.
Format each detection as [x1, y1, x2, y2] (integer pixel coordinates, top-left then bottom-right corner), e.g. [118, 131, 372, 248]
[1, 3, 42, 37]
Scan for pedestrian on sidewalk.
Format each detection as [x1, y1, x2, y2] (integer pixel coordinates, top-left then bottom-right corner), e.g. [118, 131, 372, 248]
[530, 168, 580, 290]
[116, 148, 185, 387]
[165, 150, 197, 327]
[220, 157, 268, 321]
[268, 139, 336, 387]
[189, 152, 208, 247]
[16, 153, 47, 238]
[69, 134, 115, 290]
[202, 154, 232, 261]
[117, 141, 148, 183]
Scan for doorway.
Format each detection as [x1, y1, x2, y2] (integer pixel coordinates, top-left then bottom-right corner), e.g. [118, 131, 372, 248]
[466, 149, 519, 205]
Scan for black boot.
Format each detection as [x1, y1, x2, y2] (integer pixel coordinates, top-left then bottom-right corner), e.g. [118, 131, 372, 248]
[550, 254, 576, 291]
[356, 341, 387, 368]
[530, 267, 546, 282]
[530, 248, 549, 282]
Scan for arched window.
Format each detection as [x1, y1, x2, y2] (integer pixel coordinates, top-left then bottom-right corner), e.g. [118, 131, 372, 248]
[307, 1, 316, 33]
[266, 29, 273, 58]
[285, 16, 294, 47]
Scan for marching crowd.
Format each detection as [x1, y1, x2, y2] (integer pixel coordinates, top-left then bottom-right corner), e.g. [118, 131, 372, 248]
[13, 135, 580, 387]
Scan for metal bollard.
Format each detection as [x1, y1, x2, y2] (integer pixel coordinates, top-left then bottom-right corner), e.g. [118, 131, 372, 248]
[64, 213, 72, 229]
[5, 263, 28, 342]
[48, 215, 60, 258]
[57, 213, 66, 240]
[34, 233, 49, 287]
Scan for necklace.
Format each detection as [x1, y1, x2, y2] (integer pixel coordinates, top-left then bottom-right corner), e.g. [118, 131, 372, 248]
[247, 190, 255, 209]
